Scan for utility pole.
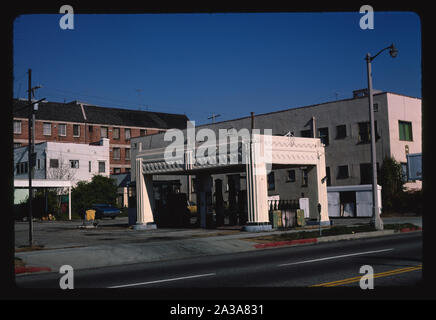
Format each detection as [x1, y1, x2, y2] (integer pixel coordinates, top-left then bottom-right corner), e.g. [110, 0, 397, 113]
[208, 113, 221, 124]
[27, 69, 33, 247]
[311, 116, 316, 138]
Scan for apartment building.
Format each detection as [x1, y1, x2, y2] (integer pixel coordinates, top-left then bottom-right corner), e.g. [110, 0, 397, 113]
[13, 99, 189, 174]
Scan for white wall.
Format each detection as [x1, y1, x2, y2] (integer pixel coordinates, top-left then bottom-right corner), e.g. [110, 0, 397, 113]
[45, 138, 110, 186]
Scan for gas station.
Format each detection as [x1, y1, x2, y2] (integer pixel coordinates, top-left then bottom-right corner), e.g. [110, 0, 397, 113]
[131, 132, 329, 232]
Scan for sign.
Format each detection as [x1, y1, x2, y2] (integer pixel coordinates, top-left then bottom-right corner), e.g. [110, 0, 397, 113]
[407, 153, 422, 181]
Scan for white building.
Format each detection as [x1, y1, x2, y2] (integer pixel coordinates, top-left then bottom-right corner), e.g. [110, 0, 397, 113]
[14, 138, 110, 204]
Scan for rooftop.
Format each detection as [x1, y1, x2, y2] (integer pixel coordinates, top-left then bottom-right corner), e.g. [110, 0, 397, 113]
[13, 99, 189, 130]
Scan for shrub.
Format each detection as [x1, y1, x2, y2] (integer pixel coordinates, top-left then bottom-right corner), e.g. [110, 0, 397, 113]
[71, 175, 118, 217]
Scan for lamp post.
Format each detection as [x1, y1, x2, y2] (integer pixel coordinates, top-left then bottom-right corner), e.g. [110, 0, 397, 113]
[365, 44, 398, 230]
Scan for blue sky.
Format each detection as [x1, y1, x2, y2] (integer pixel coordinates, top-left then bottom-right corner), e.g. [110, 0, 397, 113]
[13, 11, 421, 124]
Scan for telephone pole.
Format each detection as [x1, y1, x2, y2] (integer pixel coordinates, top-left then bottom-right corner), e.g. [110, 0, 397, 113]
[208, 113, 221, 123]
[27, 69, 33, 247]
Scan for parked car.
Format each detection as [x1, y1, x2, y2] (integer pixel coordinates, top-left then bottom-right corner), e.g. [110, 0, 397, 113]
[91, 204, 121, 219]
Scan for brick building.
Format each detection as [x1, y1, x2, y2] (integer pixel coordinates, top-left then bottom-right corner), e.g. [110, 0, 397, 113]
[13, 99, 189, 174]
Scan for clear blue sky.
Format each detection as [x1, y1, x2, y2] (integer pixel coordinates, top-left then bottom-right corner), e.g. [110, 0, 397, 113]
[13, 12, 421, 125]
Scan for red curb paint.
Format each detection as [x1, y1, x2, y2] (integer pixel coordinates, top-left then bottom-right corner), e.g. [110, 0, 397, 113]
[400, 227, 422, 233]
[254, 238, 317, 249]
[15, 266, 52, 274]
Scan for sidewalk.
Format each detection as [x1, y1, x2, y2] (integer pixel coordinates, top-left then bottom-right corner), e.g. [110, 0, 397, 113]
[14, 216, 422, 275]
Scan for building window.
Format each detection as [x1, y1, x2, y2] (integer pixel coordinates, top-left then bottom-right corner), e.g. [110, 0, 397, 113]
[89, 161, 92, 173]
[286, 170, 296, 182]
[357, 121, 380, 144]
[70, 160, 79, 169]
[337, 165, 349, 179]
[125, 148, 130, 160]
[113, 127, 120, 140]
[140, 129, 146, 136]
[113, 168, 121, 174]
[73, 124, 80, 137]
[301, 168, 308, 187]
[336, 125, 347, 139]
[13, 120, 22, 134]
[326, 167, 331, 186]
[373, 103, 379, 112]
[300, 129, 312, 138]
[318, 127, 329, 146]
[360, 163, 380, 184]
[101, 126, 108, 138]
[43, 122, 52, 136]
[399, 121, 413, 141]
[267, 172, 275, 190]
[98, 161, 105, 173]
[125, 128, 131, 140]
[125, 168, 130, 173]
[49, 159, 59, 168]
[37, 159, 41, 170]
[113, 148, 121, 160]
[16, 162, 28, 175]
[58, 123, 67, 137]
[14, 143, 21, 148]
[89, 125, 93, 132]
[17, 162, 28, 175]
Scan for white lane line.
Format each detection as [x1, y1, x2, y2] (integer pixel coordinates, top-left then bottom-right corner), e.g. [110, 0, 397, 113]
[107, 273, 216, 288]
[278, 248, 394, 267]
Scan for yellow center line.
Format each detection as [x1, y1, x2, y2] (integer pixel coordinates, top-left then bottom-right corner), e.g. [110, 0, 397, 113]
[311, 265, 422, 287]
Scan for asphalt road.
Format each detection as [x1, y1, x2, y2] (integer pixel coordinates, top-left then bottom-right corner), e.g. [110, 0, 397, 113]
[15, 232, 422, 295]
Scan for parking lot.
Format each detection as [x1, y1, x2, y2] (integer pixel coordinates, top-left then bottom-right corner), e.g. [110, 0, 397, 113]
[14, 215, 422, 250]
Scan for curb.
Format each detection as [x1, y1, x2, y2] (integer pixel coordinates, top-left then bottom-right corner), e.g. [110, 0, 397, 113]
[400, 227, 422, 233]
[254, 238, 317, 248]
[15, 266, 52, 274]
[253, 228, 422, 249]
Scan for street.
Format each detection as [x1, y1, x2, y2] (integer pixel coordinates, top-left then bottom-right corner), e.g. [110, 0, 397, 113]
[15, 232, 422, 292]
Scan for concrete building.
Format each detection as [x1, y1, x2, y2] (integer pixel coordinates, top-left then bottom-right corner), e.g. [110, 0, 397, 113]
[13, 99, 189, 174]
[13, 138, 110, 204]
[130, 89, 421, 222]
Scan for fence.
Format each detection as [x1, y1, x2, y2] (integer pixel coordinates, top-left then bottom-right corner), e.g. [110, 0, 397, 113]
[268, 199, 300, 229]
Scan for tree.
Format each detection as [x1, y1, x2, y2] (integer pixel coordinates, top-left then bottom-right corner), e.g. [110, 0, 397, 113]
[379, 156, 405, 212]
[71, 175, 118, 216]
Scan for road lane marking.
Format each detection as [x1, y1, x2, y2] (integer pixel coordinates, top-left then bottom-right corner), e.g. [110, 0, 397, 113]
[107, 273, 216, 288]
[311, 264, 422, 287]
[278, 248, 394, 267]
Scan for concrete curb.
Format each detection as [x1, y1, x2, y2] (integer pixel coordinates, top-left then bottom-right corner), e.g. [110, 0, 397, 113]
[253, 228, 422, 249]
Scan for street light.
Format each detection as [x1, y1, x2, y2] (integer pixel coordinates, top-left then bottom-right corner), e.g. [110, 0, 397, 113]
[365, 43, 398, 231]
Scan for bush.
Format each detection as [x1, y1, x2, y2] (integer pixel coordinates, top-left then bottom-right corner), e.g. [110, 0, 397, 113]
[379, 157, 405, 213]
[71, 175, 118, 217]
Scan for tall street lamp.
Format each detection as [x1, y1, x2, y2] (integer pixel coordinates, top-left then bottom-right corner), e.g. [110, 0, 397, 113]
[365, 43, 398, 230]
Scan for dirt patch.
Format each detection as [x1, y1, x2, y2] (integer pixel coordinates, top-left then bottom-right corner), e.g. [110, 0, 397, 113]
[15, 257, 26, 267]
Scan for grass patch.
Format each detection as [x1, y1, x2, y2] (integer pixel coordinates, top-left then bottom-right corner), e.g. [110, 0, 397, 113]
[15, 245, 45, 252]
[383, 223, 419, 230]
[247, 223, 420, 243]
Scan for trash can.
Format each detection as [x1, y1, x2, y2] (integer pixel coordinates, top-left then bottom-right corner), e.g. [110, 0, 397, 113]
[296, 209, 306, 227]
[85, 209, 96, 221]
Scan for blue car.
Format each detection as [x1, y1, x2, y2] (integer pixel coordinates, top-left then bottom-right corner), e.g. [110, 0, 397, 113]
[92, 204, 121, 219]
